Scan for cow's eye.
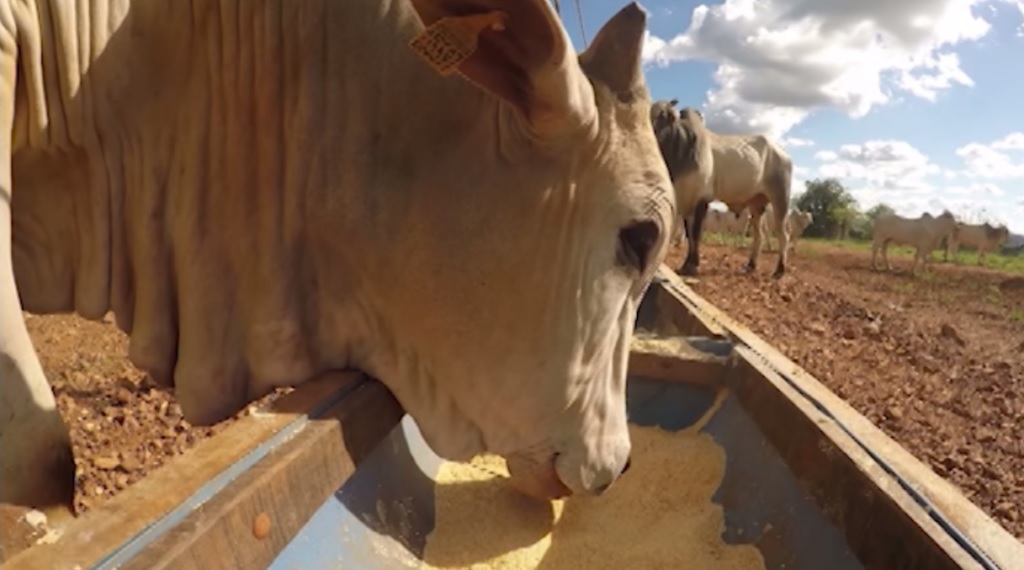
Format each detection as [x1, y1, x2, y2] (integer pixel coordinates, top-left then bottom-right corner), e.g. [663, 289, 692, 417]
[616, 219, 660, 273]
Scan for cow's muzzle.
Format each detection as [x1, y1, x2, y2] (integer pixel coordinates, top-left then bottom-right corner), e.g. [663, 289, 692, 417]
[505, 452, 633, 499]
[505, 453, 572, 500]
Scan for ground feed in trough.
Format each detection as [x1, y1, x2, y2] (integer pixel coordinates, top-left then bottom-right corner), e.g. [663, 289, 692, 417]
[420, 421, 765, 568]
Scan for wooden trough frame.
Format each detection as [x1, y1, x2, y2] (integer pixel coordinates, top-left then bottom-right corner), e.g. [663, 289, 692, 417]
[5, 265, 1022, 569]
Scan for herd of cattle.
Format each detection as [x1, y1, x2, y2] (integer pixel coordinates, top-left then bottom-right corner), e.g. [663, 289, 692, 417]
[0, 0, 1016, 521]
[645, 101, 1012, 277]
[683, 204, 1011, 275]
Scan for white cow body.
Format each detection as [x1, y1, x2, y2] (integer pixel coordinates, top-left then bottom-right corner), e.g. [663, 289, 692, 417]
[946, 222, 1010, 265]
[704, 208, 750, 236]
[650, 101, 793, 278]
[871, 212, 958, 274]
[1, 1, 675, 509]
[761, 206, 813, 253]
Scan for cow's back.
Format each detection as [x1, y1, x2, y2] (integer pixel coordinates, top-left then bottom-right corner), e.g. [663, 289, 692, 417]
[709, 133, 789, 203]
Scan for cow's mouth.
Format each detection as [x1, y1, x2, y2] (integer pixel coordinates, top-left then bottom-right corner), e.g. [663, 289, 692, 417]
[505, 452, 572, 500]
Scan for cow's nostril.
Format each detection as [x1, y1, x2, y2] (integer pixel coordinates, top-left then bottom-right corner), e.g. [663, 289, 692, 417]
[621, 457, 632, 476]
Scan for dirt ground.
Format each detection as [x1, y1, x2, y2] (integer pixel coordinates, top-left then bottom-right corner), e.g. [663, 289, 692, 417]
[666, 240, 1024, 540]
[18, 313, 285, 515]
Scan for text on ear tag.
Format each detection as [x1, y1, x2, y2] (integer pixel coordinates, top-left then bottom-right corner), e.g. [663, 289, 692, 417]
[409, 12, 508, 77]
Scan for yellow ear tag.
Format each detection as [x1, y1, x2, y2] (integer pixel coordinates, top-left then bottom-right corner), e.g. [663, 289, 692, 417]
[409, 12, 508, 77]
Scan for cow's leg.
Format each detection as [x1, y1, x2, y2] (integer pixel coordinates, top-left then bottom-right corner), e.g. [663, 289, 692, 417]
[0, 256, 75, 513]
[0, 23, 76, 512]
[677, 210, 694, 274]
[679, 200, 708, 276]
[911, 247, 924, 275]
[770, 209, 789, 279]
[880, 241, 893, 271]
[668, 213, 684, 249]
[745, 208, 763, 273]
[765, 194, 790, 280]
[745, 199, 770, 273]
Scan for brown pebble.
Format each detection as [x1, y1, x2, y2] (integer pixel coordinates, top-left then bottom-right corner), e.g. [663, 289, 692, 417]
[94, 456, 121, 470]
[114, 388, 134, 406]
[120, 453, 143, 471]
[253, 512, 272, 539]
[996, 502, 1019, 522]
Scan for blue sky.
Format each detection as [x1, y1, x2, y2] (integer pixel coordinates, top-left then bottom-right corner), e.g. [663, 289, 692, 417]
[559, 0, 1024, 234]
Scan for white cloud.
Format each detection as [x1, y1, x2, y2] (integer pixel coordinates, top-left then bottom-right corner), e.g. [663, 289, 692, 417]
[945, 182, 1006, 197]
[955, 134, 1024, 179]
[895, 52, 974, 102]
[792, 165, 811, 193]
[641, 31, 669, 66]
[642, 0, 1020, 138]
[815, 140, 939, 192]
[991, 132, 1024, 150]
[780, 137, 815, 148]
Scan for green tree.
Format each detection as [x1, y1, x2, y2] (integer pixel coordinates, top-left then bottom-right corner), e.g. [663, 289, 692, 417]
[848, 203, 895, 241]
[795, 178, 858, 238]
[847, 211, 873, 241]
[865, 203, 896, 222]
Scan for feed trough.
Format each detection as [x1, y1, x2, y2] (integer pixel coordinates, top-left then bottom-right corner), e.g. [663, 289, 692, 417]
[4, 266, 1021, 570]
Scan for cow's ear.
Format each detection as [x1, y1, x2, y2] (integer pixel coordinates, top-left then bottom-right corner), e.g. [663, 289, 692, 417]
[407, 0, 596, 138]
[578, 3, 649, 103]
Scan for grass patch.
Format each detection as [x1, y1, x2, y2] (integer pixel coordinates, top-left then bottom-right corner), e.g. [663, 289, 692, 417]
[800, 238, 1024, 275]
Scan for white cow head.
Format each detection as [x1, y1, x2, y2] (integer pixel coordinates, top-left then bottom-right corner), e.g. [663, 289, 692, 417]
[390, 0, 675, 499]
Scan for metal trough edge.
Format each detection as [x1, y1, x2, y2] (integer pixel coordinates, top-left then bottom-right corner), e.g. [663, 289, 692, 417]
[652, 265, 1024, 570]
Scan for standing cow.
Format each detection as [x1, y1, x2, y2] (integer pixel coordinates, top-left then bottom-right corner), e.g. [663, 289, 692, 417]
[871, 212, 958, 274]
[705, 208, 751, 237]
[650, 100, 792, 278]
[1, 1, 676, 510]
[761, 205, 813, 253]
[945, 222, 1011, 266]
[699, 208, 751, 251]
[649, 101, 714, 269]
